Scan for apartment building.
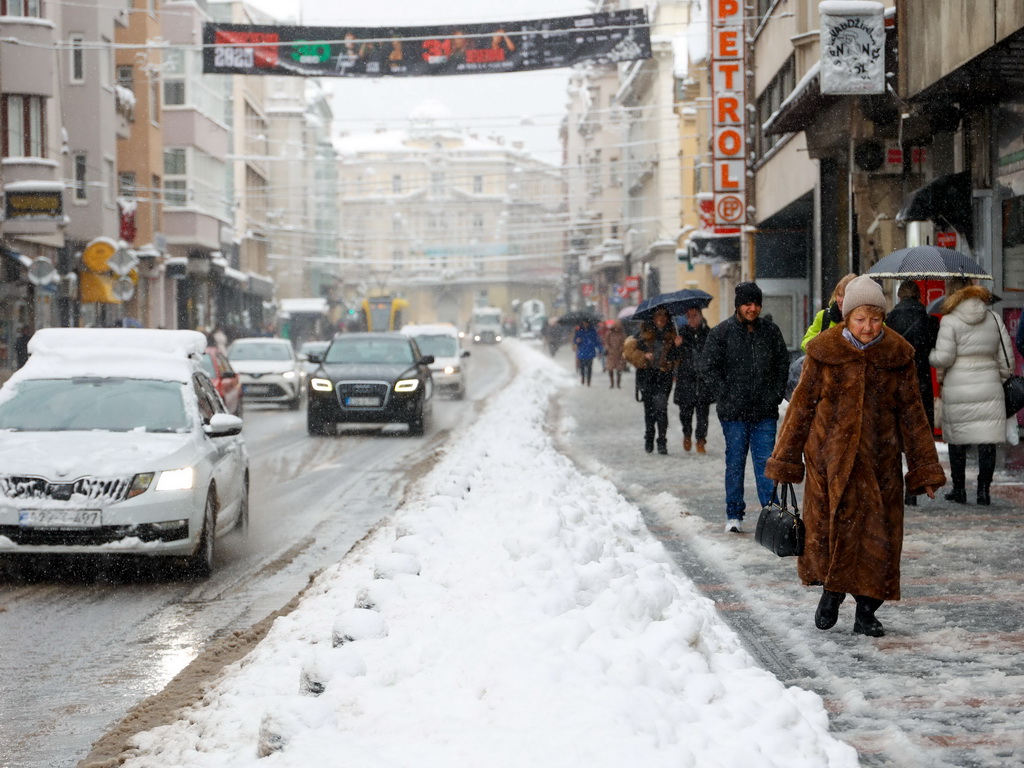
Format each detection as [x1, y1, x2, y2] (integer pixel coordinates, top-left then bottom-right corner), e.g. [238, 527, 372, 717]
[335, 124, 562, 326]
[0, 0, 65, 373]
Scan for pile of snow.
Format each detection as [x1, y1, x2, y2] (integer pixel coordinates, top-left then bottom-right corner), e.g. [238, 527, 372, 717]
[119, 341, 858, 767]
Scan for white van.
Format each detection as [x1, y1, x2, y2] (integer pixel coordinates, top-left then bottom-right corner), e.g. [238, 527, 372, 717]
[400, 323, 470, 399]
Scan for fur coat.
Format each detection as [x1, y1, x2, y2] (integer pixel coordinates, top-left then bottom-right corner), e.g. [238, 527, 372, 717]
[765, 324, 946, 601]
[928, 286, 1013, 445]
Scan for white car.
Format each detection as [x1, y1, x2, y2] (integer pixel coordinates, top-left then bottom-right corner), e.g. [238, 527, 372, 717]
[400, 323, 469, 399]
[0, 328, 248, 578]
[228, 337, 305, 409]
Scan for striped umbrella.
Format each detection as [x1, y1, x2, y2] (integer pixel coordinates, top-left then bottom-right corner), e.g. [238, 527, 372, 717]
[867, 245, 991, 280]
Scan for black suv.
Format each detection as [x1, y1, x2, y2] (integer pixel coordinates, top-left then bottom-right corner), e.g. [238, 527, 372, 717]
[306, 333, 434, 436]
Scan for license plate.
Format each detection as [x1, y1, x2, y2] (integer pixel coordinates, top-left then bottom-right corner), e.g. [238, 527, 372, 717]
[19, 509, 102, 528]
[345, 396, 381, 407]
[244, 384, 269, 394]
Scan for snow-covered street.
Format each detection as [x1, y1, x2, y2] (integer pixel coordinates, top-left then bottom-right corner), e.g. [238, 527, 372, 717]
[104, 340, 858, 768]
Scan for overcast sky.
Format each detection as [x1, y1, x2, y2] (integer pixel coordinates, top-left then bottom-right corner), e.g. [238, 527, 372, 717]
[243, 0, 596, 164]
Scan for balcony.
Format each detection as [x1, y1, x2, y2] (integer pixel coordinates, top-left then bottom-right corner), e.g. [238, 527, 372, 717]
[599, 238, 625, 268]
[2, 159, 63, 236]
[0, 17, 55, 98]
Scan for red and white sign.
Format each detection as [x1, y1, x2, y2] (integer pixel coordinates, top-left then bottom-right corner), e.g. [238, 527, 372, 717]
[580, 282, 594, 298]
[711, 0, 746, 227]
[624, 275, 641, 291]
[936, 231, 957, 249]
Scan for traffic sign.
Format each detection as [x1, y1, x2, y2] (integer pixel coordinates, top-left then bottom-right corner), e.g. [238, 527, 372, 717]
[107, 248, 138, 277]
[112, 277, 135, 301]
[27, 257, 56, 286]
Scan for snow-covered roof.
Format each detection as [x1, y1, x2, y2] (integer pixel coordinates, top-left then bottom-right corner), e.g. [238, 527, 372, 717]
[279, 297, 329, 314]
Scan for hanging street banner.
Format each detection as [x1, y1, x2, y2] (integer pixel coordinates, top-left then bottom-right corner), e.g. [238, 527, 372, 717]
[202, 10, 650, 78]
[819, 1, 885, 95]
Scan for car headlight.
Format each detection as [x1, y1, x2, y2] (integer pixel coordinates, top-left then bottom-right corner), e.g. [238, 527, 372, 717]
[444, 366, 459, 375]
[395, 379, 420, 392]
[495, 335, 503, 341]
[282, 370, 296, 379]
[128, 472, 154, 498]
[155, 467, 195, 492]
[311, 377, 334, 392]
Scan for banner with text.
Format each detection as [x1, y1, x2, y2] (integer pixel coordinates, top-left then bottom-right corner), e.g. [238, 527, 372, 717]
[202, 11, 650, 78]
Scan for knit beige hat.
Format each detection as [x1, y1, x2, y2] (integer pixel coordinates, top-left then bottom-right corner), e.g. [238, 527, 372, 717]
[841, 275, 886, 318]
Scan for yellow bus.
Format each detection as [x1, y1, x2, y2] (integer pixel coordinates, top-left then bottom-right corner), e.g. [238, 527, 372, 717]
[361, 296, 409, 332]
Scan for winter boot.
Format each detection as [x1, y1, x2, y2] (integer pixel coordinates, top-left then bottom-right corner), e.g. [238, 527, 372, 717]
[853, 595, 885, 637]
[696, 440, 706, 454]
[683, 436, 692, 452]
[644, 434, 654, 454]
[944, 487, 967, 503]
[657, 440, 668, 455]
[814, 589, 846, 630]
[977, 484, 991, 506]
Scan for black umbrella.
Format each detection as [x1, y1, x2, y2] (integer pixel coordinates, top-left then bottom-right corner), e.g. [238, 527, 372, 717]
[867, 246, 991, 280]
[556, 310, 602, 326]
[633, 289, 713, 321]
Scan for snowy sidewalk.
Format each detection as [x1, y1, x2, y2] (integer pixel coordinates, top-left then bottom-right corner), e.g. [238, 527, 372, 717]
[95, 341, 857, 768]
[553, 342, 1024, 768]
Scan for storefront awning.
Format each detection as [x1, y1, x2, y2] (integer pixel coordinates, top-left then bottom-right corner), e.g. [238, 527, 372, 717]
[896, 171, 974, 246]
[247, 273, 274, 299]
[79, 271, 120, 304]
[911, 26, 1024, 106]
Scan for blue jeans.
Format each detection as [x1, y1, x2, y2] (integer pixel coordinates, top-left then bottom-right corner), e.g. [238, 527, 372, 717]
[721, 419, 777, 519]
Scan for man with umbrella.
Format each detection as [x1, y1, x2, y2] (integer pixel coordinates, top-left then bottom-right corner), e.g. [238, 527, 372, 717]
[700, 282, 790, 533]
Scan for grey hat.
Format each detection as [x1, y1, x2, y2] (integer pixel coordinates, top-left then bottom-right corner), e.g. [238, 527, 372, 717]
[842, 275, 886, 318]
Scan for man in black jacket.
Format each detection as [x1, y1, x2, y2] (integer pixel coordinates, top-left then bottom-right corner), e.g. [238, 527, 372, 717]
[700, 282, 790, 533]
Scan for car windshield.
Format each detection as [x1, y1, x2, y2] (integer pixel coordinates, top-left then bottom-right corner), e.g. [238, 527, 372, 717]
[412, 335, 457, 358]
[0, 378, 189, 433]
[325, 339, 415, 365]
[229, 342, 292, 361]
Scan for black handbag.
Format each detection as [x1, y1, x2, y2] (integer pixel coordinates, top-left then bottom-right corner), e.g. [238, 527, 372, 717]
[755, 483, 805, 557]
[991, 312, 1024, 417]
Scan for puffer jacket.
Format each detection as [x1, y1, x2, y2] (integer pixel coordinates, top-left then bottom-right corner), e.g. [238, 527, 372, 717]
[929, 287, 1013, 445]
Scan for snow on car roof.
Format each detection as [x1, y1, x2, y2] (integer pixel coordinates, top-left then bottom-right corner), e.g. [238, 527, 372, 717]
[10, 328, 206, 387]
[400, 323, 459, 337]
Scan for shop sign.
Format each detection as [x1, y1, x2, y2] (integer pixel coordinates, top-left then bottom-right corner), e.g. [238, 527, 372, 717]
[624, 275, 641, 292]
[580, 282, 594, 298]
[711, 0, 746, 227]
[5, 190, 63, 221]
[936, 231, 957, 249]
[819, 1, 885, 95]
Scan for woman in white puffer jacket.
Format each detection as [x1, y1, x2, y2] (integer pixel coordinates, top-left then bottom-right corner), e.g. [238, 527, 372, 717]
[929, 285, 1013, 505]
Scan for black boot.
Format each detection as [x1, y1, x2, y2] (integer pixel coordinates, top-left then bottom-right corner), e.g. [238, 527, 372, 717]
[853, 595, 885, 637]
[977, 485, 991, 505]
[815, 589, 846, 630]
[904, 491, 917, 506]
[644, 435, 654, 454]
[944, 487, 967, 503]
[656, 440, 668, 455]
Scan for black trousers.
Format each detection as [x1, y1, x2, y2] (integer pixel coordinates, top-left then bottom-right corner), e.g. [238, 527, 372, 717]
[948, 444, 996, 489]
[677, 399, 710, 441]
[643, 390, 670, 445]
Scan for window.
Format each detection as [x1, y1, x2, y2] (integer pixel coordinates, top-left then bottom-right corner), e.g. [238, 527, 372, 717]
[163, 148, 186, 175]
[1, 0, 43, 17]
[165, 180, 187, 205]
[473, 213, 484, 231]
[431, 171, 445, 195]
[73, 154, 88, 201]
[162, 48, 185, 106]
[392, 174, 402, 193]
[117, 65, 134, 92]
[118, 171, 136, 198]
[151, 173, 162, 229]
[755, 56, 796, 160]
[164, 148, 187, 205]
[473, 175, 483, 193]
[2, 95, 45, 158]
[149, 75, 160, 124]
[105, 158, 115, 206]
[70, 35, 85, 83]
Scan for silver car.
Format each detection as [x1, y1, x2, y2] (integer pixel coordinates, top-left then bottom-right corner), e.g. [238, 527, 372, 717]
[0, 329, 248, 578]
[228, 337, 305, 409]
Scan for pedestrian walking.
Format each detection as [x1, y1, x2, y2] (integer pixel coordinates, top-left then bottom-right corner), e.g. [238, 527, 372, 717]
[573, 319, 602, 387]
[886, 280, 941, 452]
[604, 320, 627, 388]
[673, 307, 712, 453]
[929, 284, 1014, 505]
[766, 275, 945, 638]
[800, 273, 857, 352]
[624, 307, 682, 455]
[699, 282, 789, 532]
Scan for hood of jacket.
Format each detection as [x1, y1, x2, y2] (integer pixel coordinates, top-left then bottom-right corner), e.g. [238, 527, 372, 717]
[949, 296, 988, 326]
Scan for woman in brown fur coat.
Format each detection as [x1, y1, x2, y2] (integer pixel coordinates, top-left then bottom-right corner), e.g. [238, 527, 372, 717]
[765, 275, 946, 637]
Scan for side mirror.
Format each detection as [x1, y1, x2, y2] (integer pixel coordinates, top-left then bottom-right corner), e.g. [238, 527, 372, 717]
[297, 353, 309, 363]
[420, 355, 435, 365]
[307, 352, 322, 364]
[205, 413, 243, 437]
[461, 350, 471, 358]
[220, 370, 237, 379]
